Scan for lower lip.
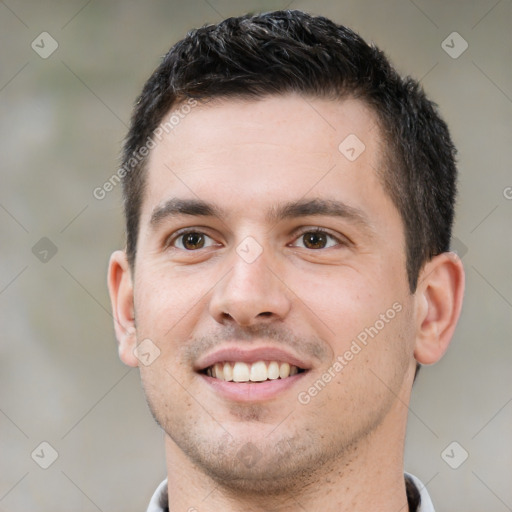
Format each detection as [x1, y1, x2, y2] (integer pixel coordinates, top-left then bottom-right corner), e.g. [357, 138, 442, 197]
[199, 372, 307, 402]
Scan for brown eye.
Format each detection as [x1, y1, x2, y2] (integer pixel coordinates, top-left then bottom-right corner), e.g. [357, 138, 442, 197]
[290, 229, 341, 250]
[182, 232, 204, 250]
[173, 231, 215, 250]
[302, 231, 328, 249]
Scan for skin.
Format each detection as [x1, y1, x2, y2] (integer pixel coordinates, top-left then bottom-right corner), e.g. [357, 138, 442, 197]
[108, 94, 465, 511]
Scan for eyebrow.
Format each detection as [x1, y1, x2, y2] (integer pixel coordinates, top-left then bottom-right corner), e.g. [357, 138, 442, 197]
[267, 198, 375, 232]
[149, 197, 374, 234]
[149, 198, 223, 227]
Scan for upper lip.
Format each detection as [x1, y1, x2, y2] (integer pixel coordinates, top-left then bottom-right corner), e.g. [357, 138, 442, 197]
[195, 345, 311, 372]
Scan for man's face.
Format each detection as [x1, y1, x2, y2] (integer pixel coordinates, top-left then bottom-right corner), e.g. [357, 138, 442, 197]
[122, 95, 419, 490]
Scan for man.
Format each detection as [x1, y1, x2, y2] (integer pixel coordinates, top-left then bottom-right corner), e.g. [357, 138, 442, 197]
[107, 10, 465, 512]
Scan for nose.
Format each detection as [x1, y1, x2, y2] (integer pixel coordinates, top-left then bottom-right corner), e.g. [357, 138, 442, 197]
[209, 243, 292, 327]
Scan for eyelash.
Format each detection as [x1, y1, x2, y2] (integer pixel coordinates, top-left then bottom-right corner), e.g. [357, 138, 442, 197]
[289, 227, 347, 249]
[165, 228, 217, 249]
[166, 227, 348, 251]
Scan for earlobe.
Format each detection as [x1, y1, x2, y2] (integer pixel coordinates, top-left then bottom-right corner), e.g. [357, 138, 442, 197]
[107, 250, 139, 367]
[414, 252, 465, 365]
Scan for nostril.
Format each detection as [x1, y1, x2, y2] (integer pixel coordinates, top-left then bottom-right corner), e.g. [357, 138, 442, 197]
[217, 310, 276, 326]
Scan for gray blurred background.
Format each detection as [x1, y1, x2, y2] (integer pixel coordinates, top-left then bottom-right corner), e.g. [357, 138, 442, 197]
[1, 1, 511, 511]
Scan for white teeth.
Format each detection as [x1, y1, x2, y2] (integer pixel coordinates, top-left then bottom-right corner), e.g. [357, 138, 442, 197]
[223, 362, 233, 381]
[206, 361, 302, 382]
[214, 363, 224, 380]
[233, 362, 250, 382]
[267, 361, 280, 380]
[250, 361, 268, 382]
[279, 362, 290, 379]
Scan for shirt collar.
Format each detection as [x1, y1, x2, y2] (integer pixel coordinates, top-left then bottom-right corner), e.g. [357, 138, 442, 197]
[146, 478, 168, 512]
[146, 473, 435, 512]
[405, 472, 436, 512]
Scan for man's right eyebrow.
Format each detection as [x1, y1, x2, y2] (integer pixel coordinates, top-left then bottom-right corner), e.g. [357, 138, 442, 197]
[149, 198, 223, 228]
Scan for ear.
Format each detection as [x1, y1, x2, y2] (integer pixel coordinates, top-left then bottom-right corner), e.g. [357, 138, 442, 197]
[413, 252, 465, 365]
[107, 250, 139, 367]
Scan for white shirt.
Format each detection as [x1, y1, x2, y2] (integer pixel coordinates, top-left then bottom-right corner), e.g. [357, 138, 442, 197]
[146, 472, 435, 511]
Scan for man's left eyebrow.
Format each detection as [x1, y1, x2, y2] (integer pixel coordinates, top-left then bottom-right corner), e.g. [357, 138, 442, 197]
[149, 198, 223, 227]
[267, 198, 375, 233]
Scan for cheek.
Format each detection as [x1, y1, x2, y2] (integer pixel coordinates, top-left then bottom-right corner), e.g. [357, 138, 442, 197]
[133, 266, 211, 344]
[286, 265, 386, 339]
[311, 303, 413, 417]
[287, 263, 412, 376]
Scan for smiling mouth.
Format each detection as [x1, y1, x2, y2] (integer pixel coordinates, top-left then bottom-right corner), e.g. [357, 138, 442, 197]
[201, 360, 306, 383]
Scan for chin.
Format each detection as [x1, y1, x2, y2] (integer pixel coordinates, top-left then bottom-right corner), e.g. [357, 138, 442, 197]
[168, 425, 343, 496]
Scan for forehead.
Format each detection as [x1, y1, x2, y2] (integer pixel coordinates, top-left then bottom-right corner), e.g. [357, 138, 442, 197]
[149, 94, 381, 165]
[141, 94, 395, 229]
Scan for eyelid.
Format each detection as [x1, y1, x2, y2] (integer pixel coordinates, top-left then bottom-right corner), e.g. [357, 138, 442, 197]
[163, 226, 351, 250]
[164, 227, 221, 249]
[289, 226, 351, 248]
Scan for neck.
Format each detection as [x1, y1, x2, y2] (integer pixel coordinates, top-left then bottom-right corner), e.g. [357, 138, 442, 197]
[164, 397, 411, 512]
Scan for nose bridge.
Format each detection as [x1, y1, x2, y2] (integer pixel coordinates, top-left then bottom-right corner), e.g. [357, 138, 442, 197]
[210, 237, 291, 325]
[232, 242, 272, 294]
